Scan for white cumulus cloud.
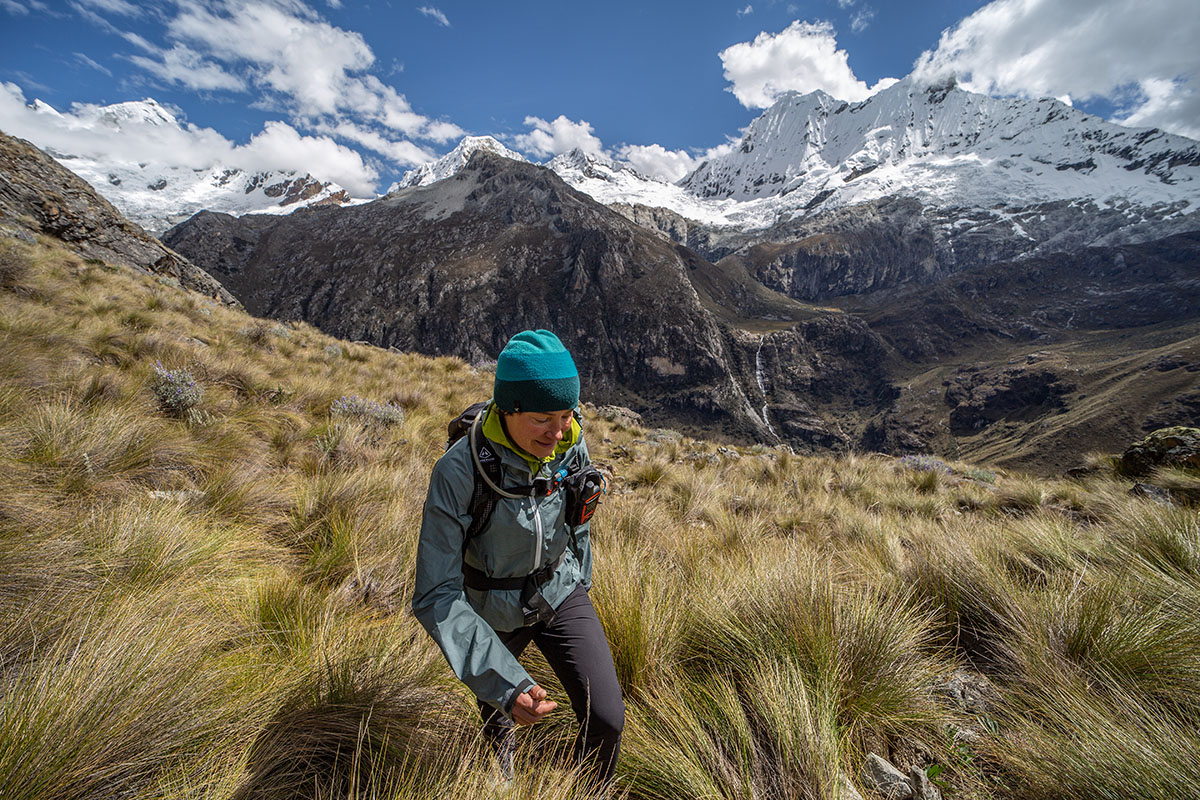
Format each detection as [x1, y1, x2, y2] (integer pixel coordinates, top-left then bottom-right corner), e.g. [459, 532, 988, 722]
[237, 121, 379, 192]
[111, 1, 464, 145]
[720, 20, 898, 108]
[52, 0, 469, 181]
[316, 120, 436, 166]
[128, 44, 247, 92]
[515, 115, 606, 158]
[165, 1, 374, 118]
[913, 0, 1200, 139]
[616, 140, 738, 183]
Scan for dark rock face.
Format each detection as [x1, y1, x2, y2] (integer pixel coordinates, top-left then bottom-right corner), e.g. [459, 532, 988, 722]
[166, 153, 772, 434]
[0, 130, 237, 305]
[943, 358, 1076, 436]
[619, 197, 945, 300]
[740, 198, 941, 301]
[617, 193, 1200, 304]
[1144, 389, 1200, 432]
[741, 316, 895, 450]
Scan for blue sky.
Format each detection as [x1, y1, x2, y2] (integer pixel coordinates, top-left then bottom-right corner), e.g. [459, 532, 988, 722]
[1, 0, 1197, 195]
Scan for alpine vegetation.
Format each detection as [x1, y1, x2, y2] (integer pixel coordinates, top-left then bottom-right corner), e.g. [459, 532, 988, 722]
[1, 235, 1199, 800]
[151, 361, 203, 417]
[330, 394, 406, 427]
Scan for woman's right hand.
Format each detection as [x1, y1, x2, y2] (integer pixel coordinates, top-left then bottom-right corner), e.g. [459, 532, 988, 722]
[511, 685, 558, 725]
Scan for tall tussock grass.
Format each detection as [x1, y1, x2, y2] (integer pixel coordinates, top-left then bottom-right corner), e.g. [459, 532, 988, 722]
[2, 237, 1199, 798]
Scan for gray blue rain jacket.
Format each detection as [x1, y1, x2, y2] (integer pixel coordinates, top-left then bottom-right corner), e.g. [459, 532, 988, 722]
[412, 408, 592, 714]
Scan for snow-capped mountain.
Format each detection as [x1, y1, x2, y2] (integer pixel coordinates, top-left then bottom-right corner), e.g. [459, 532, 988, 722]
[681, 77, 1199, 219]
[388, 136, 527, 192]
[26, 98, 359, 235]
[400, 79, 1198, 242]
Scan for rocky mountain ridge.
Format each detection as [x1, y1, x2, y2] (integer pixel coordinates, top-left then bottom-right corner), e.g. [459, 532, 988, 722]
[681, 78, 1199, 211]
[378, 80, 1200, 303]
[165, 151, 896, 445]
[387, 136, 526, 192]
[0, 129, 237, 304]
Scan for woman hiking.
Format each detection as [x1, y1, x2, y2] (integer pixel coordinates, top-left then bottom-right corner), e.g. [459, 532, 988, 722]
[411, 329, 624, 792]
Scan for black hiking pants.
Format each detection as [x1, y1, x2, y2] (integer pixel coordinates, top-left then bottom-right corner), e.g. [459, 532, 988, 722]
[479, 583, 625, 787]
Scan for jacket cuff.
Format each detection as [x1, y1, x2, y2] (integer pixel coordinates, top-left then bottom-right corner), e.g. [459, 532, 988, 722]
[501, 678, 537, 715]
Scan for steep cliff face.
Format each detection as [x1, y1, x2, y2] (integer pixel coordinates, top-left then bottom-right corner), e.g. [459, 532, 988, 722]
[0, 130, 237, 305]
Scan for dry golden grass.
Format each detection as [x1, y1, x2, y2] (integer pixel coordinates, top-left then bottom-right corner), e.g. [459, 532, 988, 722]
[1, 236, 1198, 799]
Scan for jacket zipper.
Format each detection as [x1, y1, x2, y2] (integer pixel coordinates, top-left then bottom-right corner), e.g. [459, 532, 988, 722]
[530, 464, 543, 572]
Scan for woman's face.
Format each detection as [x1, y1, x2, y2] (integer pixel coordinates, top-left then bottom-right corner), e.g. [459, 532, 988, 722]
[504, 409, 574, 459]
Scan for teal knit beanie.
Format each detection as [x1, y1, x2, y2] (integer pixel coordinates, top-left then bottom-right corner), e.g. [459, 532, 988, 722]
[494, 330, 580, 413]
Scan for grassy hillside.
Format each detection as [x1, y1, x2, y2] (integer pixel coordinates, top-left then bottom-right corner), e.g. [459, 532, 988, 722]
[2, 233, 1199, 800]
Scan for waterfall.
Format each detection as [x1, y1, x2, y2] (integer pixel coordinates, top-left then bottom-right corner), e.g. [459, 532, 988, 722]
[755, 335, 778, 440]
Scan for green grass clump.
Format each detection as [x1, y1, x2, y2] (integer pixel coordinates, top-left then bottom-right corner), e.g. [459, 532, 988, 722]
[3, 237, 1200, 799]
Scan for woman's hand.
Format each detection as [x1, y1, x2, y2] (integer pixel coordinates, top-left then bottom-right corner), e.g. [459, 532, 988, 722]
[511, 685, 558, 725]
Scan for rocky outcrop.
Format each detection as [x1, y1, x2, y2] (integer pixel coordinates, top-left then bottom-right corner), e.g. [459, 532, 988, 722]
[861, 754, 913, 800]
[1117, 427, 1200, 477]
[0, 130, 237, 305]
[616, 197, 945, 300]
[943, 356, 1076, 436]
[616, 195, 1200, 304]
[742, 316, 896, 450]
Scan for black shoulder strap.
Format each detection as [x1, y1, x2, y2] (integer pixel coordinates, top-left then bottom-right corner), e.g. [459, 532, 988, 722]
[465, 417, 503, 543]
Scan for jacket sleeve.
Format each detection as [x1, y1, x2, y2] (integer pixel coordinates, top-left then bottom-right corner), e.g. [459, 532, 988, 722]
[570, 437, 594, 589]
[411, 451, 535, 713]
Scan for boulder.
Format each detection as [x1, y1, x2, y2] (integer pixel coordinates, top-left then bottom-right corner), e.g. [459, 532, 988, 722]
[934, 669, 996, 714]
[943, 357, 1075, 436]
[1117, 426, 1200, 477]
[861, 754, 913, 799]
[592, 405, 644, 428]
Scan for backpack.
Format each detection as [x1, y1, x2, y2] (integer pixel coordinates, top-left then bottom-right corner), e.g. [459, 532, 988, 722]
[445, 403, 606, 543]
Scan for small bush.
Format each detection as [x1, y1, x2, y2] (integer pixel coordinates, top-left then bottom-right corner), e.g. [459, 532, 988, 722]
[330, 395, 406, 427]
[151, 362, 203, 417]
[237, 322, 276, 348]
[899, 454, 952, 474]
